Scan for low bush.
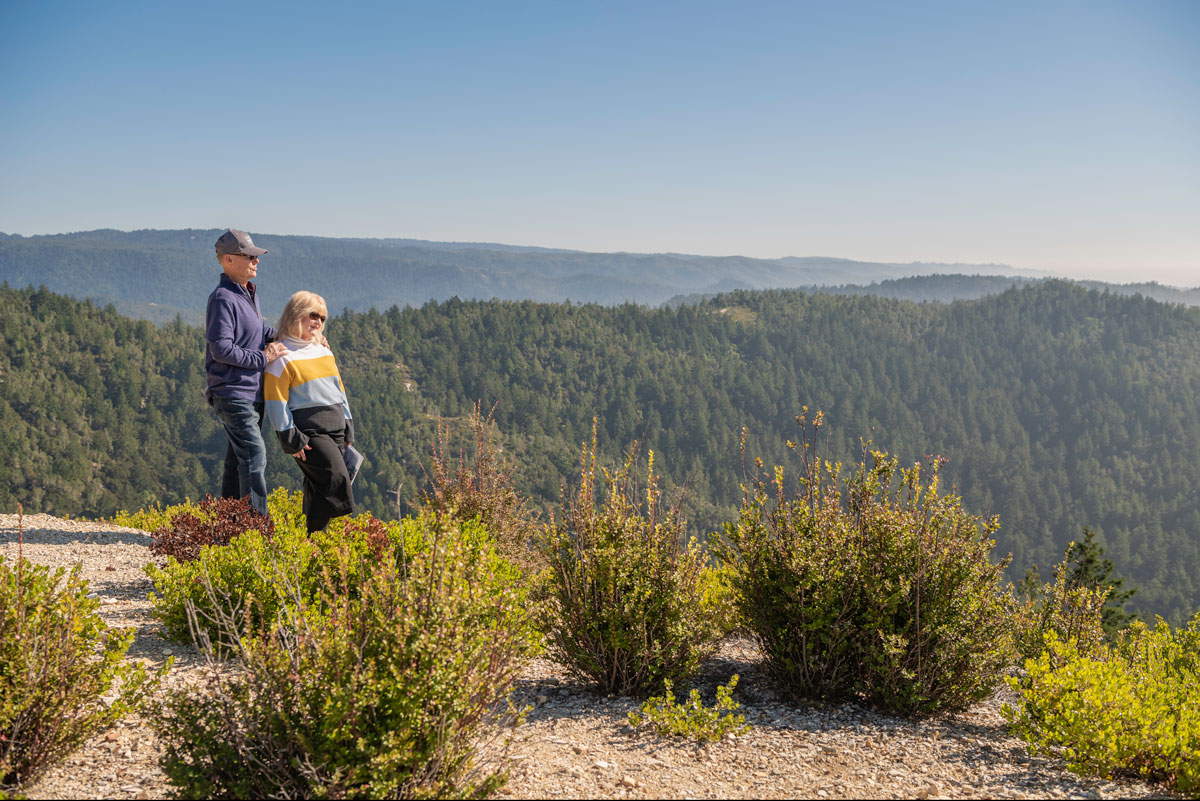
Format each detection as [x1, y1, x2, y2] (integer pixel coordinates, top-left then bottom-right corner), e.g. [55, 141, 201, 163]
[1, 517, 157, 790]
[421, 403, 541, 572]
[697, 562, 742, 638]
[718, 414, 1016, 716]
[145, 490, 316, 645]
[1003, 615, 1200, 794]
[146, 489, 526, 649]
[149, 495, 274, 563]
[628, 675, 748, 743]
[153, 512, 535, 799]
[539, 436, 721, 698]
[1013, 560, 1108, 664]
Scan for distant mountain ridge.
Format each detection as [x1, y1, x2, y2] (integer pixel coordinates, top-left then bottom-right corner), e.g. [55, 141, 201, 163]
[668, 275, 1200, 308]
[1, 229, 1195, 325]
[0, 228, 1032, 323]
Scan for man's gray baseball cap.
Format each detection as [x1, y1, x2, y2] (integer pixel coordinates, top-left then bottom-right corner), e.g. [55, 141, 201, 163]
[215, 229, 268, 257]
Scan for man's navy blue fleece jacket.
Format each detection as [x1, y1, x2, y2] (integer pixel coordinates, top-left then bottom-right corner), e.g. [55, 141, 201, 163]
[205, 273, 278, 403]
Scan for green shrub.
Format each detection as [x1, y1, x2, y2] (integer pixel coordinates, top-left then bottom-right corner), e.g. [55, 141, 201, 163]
[1, 545, 158, 790]
[539, 437, 721, 697]
[1013, 559, 1109, 664]
[153, 512, 535, 799]
[146, 489, 381, 644]
[628, 675, 749, 743]
[144, 489, 315, 646]
[1004, 615, 1200, 794]
[421, 403, 541, 573]
[697, 562, 742, 638]
[146, 489, 525, 649]
[718, 414, 1016, 716]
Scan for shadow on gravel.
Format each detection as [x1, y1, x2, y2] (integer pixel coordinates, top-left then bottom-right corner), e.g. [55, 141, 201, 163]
[0, 528, 153, 547]
[124, 634, 198, 664]
[926, 721, 1180, 799]
[93, 604, 157, 630]
[89, 576, 156, 598]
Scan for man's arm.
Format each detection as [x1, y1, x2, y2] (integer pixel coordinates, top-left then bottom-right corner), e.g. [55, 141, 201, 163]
[206, 296, 270, 369]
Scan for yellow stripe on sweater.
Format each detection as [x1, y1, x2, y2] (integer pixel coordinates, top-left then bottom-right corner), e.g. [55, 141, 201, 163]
[264, 354, 341, 401]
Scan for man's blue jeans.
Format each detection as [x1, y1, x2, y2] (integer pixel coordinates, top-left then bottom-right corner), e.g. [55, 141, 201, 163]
[211, 398, 269, 518]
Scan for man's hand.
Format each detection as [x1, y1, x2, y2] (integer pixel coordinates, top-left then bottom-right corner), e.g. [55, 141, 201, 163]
[264, 341, 287, 362]
[293, 444, 312, 462]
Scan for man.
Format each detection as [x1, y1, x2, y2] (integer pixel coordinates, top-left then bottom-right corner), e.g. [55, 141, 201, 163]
[205, 229, 286, 517]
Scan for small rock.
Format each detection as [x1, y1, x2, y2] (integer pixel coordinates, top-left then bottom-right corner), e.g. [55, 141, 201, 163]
[620, 775, 639, 788]
[572, 744, 588, 755]
[593, 760, 612, 770]
[534, 695, 548, 704]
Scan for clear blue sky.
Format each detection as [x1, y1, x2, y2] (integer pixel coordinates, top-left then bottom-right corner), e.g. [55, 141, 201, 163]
[1, 0, 1197, 284]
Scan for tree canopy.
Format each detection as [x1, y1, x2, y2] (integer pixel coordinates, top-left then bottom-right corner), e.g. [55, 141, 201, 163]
[2, 280, 1197, 622]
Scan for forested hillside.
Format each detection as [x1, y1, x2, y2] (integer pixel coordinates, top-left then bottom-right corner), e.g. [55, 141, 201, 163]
[2, 282, 1198, 622]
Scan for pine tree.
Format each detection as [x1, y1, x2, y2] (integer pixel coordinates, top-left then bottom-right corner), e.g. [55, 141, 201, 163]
[1064, 527, 1138, 635]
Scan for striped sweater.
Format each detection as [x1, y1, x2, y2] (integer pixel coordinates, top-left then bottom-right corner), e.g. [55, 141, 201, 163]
[263, 336, 355, 454]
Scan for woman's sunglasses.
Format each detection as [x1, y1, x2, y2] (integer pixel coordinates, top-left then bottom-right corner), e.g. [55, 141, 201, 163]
[308, 312, 327, 323]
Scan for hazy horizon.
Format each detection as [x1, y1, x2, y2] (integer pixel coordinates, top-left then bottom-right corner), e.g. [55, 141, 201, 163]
[2, 224, 1196, 289]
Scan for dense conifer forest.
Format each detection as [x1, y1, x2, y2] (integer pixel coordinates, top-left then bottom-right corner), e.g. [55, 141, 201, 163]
[2, 281, 1198, 622]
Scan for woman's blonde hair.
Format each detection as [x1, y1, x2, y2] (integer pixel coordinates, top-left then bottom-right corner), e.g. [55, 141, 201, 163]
[277, 291, 329, 339]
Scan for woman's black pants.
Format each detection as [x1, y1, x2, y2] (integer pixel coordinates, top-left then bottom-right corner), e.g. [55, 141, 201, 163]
[296, 428, 355, 533]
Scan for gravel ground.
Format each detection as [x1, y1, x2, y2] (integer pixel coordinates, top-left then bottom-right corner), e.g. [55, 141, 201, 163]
[1, 512, 1179, 800]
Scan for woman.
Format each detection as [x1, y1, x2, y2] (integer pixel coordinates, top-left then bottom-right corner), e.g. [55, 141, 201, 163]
[264, 291, 356, 533]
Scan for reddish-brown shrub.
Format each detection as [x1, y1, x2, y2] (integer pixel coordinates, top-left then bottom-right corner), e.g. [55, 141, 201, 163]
[150, 495, 274, 563]
[342, 516, 391, 560]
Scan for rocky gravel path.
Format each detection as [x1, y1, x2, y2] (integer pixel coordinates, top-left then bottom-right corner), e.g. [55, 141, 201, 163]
[1, 512, 1177, 800]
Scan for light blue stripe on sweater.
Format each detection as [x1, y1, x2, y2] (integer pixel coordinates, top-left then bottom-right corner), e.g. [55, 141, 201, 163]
[266, 375, 350, 433]
[266, 399, 294, 433]
[287, 375, 347, 410]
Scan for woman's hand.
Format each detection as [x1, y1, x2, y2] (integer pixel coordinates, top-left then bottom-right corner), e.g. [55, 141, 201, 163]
[293, 444, 312, 462]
